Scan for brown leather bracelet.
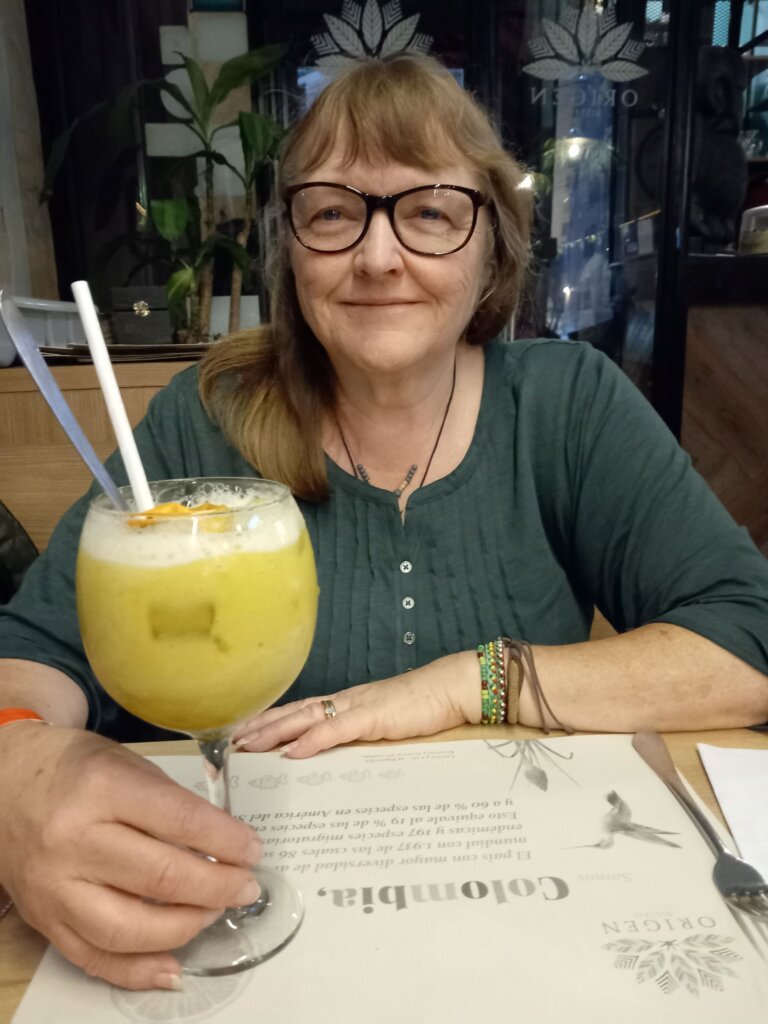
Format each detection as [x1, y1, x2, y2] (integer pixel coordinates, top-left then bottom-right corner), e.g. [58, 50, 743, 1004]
[502, 639, 574, 734]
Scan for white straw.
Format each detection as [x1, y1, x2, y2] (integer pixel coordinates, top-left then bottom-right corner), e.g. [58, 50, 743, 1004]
[71, 280, 154, 512]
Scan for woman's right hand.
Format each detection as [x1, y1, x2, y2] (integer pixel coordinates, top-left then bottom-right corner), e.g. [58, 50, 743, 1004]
[0, 722, 262, 990]
[234, 650, 482, 758]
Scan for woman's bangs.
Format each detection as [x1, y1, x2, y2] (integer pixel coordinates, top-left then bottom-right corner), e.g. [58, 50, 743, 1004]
[287, 79, 469, 180]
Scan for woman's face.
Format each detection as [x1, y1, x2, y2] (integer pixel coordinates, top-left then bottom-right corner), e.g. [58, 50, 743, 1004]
[288, 152, 490, 381]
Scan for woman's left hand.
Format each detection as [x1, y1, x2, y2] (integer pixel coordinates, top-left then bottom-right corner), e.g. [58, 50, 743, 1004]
[233, 650, 480, 758]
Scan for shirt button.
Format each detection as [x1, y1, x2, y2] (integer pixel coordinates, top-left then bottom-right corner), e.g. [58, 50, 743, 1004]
[402, 596, 415, 610]
[403, 631, 416, 645]
[399, 560, 413, 574]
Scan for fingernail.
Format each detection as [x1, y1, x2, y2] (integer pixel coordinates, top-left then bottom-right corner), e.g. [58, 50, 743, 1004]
[156, 972, 184, 992]
[246, 833, 262, 866]
[237, 878, 261, 905]
[281, 741, 297, 755]
[234, 732, 258, 750]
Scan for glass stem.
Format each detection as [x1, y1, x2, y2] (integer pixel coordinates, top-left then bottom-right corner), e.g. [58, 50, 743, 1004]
[197, 734, 269, 922]
[197, 735, 232, 814]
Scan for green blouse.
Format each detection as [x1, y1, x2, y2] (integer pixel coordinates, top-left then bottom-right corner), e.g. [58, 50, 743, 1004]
[2, 339, 767, 740]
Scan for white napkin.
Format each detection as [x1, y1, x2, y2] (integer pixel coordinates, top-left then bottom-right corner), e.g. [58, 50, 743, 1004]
[697, 742, 768, 878]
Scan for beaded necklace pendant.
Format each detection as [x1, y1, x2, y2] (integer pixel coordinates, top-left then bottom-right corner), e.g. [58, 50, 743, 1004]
[337, 356, 456, 499]
[393, 464, 418, 497]
[355, 461, 418, 497]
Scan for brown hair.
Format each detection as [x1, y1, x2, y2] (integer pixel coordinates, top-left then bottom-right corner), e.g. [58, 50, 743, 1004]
[199, 54, 532, 501]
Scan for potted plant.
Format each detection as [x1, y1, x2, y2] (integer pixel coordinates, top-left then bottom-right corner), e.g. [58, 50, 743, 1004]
[43, 44, 287, 343]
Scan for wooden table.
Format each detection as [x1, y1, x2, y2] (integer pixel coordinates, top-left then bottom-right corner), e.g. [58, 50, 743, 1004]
[1, 726, 765, 1022]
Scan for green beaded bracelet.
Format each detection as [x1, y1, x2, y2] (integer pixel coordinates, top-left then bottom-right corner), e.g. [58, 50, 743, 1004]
[477, 639, 508, 725]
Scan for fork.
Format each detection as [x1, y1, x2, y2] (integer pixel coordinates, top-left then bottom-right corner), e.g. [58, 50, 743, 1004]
[632, 731, 768, 920]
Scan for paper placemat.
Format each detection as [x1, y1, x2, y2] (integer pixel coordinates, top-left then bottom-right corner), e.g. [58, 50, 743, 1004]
[13, 735, 768, 1023]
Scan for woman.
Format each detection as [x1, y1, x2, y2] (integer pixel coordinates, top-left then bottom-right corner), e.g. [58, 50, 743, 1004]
[0, 56, 767, 991]
[216, 53, 768, 747]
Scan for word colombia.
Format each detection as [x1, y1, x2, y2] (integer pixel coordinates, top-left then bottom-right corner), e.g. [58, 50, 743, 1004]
[524, 1, 649, 109]
[318, 874, 569, 913]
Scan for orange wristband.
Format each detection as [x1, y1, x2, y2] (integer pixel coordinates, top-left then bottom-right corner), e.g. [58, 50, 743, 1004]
[0, 707, 48, 729]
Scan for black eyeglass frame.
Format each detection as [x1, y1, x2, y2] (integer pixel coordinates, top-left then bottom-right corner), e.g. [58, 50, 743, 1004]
[285, 182, 489, 256]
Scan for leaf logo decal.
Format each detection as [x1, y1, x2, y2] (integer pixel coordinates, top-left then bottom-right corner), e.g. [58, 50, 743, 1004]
[602, 934, 743, 997]
[524, 0, 647, 83]
[593, 22, 632, 64]
[577, 6, 598, 61]
[542, 19, 580, 64]
[362, 0, 383, 48]
[325, 14, 367, 58]
[312, 0, 433, 72]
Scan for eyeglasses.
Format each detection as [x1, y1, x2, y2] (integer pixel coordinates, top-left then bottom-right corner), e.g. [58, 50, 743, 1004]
[285, 182, 488, 256]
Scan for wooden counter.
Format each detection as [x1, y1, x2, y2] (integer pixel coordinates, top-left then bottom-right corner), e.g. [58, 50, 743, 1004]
[0, 361, 193, 551]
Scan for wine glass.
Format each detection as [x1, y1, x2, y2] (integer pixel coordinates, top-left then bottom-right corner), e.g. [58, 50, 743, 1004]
[76, 477, 318, 975]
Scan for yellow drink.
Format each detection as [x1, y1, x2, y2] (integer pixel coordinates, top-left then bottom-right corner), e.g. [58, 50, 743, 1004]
[76, 481, 318, 735]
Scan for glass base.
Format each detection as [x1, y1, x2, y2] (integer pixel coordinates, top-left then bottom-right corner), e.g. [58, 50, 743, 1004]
[175, 867, 304, 976]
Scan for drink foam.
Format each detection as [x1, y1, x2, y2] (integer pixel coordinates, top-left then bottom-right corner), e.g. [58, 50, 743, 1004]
[80, 486, 304, 567]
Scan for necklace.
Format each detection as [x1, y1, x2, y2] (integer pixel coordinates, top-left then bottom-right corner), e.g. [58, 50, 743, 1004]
[336, 358, 458, 499]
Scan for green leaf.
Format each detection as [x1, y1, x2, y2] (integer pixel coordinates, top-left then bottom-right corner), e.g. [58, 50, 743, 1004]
[210, 119, 238, 139]
[183, 147, 222, 162]
[157, 80, 198, 122]
[166, 266, 197, 310]
[106, 78, 158, 146]
[150, 199, 190, 243]
[239, 111, 283, 170]
[209, 44, 287, 108]
[196, 234, 252, 274]
[208, 150, 235, 167]
[212, 149, 248, 185]
[41, 101, 106, 200]
[42, 78, 165, 202]
[179, 55, 212, 127]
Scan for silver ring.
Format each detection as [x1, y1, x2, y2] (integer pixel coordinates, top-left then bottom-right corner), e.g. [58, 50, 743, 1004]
[321, 699, 337, 720]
